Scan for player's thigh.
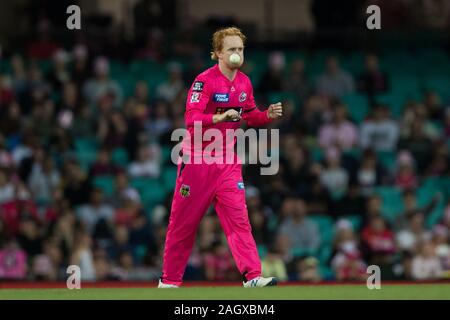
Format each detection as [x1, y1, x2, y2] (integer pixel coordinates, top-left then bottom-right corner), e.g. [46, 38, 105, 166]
[170, 163, 215, 228]
[214, 166, 250, 231]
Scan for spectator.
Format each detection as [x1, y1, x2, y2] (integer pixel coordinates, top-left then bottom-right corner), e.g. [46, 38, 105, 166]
[411, 240, 443, 280]
[319, 103, 358, 150]
[283, 58, 310, 101]
[394, 150, 418, 189]
[47, 49, 70, 92]
[361, 215, 396, 264]
[70, 231, 96, 281]
[261, 247, 289, 282]
[0, 169, 14, 205]
[146, 100, 172, 139]
[71, 44, 90, 92]
[396, 213, 431, 253]
[0, 240, 28, 279]
[128, 144, 161, 178]
[332, 219, 360, 256]
[97, 110, 128, 149]
[114, 188, 142, 228]
[258, 51, 285, 94]
[360, 105, 399, 152]
[83, 57, 123, 109]
[331, 242, 367, 281]
[398, 117, 433, 174]
[277, 198, 321, 255]
[315, 56, 355, 98]
[156, 63, 184, 104]
[319, 148, 349, 198]
[203, 240, 240, 281]
[27, 151, 61, 204]
[431, 225, 450, 275]
[355, 150, 383, 194]
[423, 91, 444, 121]
[90, 148, 120, 177]
[357, 54, 389, 98]
[296, 256, 322, 282]
[76, 188, 114, 235]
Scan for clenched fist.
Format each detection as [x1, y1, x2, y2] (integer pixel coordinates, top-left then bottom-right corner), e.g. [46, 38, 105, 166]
[267, 102, 283, 119]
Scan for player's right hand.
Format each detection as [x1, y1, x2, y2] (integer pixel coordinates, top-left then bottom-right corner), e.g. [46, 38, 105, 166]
[220, 109, 241, 122]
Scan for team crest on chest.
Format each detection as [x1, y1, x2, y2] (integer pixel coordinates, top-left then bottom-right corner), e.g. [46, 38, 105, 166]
[239, 92, 247, 102]
[180, 184, 191, 198]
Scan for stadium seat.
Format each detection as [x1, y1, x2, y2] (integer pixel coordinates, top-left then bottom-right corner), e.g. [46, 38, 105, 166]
[376, 150, 396, 172]
[111, 148, 129, 168]
[308, 214, 334, 245]
[93, 175, 115, 197]
[74, 137, 98, 152]
[130, 177, 167, 209]
[162, 166, 178, 192]
[373, 186, 404, 222]
[341, 94, 369, 124]
[75, 149, 98, 171]
[340, 214, 363, 231]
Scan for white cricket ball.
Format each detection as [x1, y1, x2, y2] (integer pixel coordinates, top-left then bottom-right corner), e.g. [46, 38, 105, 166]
[229, 53, 241, 65]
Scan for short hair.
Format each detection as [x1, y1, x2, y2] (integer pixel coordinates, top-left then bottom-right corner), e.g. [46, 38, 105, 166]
[210, 27, 246, 60]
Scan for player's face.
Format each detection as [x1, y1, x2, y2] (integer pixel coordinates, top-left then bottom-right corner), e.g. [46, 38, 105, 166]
[218, 35, 244, 69]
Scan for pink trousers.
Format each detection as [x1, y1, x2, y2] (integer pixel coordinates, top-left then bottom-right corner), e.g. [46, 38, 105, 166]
[161, 161, 261, 286]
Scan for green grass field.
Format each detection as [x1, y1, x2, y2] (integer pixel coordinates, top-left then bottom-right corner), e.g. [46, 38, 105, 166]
[1, 284, 449, 300]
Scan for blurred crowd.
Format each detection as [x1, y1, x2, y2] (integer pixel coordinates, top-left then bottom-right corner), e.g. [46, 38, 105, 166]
[0, 27, 450, 283]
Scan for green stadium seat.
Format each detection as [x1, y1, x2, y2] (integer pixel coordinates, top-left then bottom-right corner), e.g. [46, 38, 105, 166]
[258, 245, 268, 259]
[308, 215, 334, 245]
[317, 245, 332, 265]
[75, 149, 97, 171]
[111, 148, 129, 168]
[162, 166, 178, 192]
[130, 177, 166, 209]
[376, 150, 396, 172]
[341, 94, 369, 124]
[93, 175, 115, 197]
[418, 177, 448, 227]
[267, 92, 300, 111]
[310, 146, 324, 162]
[161, 145, 174, 165]
[340, 214, 363, 231]
[373, 186, 404, 222]
[74, 137, 98, 152]
[319, 264, 335, 280]
[291, 247, 316, 258]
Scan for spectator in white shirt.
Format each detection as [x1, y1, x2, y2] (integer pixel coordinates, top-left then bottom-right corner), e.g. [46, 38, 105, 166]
[411, 240, 443, 280]
[128, 144, 161, 178]
[360, 105, 399, 152]
[76, 188, 114, 235]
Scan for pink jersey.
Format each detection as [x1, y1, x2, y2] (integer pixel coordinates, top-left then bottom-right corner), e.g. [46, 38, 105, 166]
[181, 64, 272, 162]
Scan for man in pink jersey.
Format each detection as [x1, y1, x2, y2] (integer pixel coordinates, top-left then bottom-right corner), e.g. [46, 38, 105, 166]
[159, 27, 283, 288]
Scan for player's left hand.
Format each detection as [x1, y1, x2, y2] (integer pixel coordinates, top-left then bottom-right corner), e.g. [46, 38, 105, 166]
[267, 102, 283, 119]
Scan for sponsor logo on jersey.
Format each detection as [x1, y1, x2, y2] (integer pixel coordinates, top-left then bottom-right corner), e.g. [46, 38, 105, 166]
[239, 92, 247, 102]
[180, 184, 190, 198]
[192, 81, 204, 91]
[190, 92, 201, 103]
[215, 107, 243, 122]
[213, 93, 229, 102]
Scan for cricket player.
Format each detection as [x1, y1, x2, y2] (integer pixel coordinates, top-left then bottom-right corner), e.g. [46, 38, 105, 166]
[159, 27, 283, 288]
